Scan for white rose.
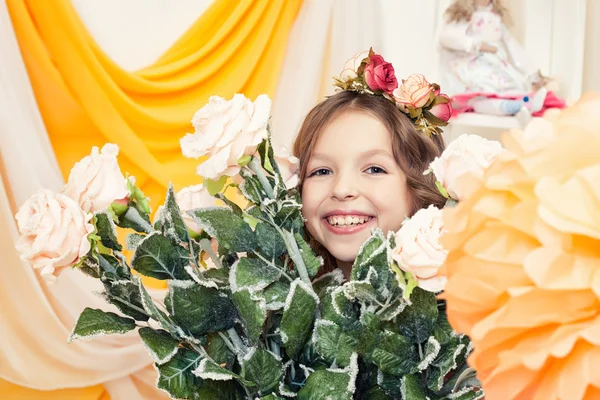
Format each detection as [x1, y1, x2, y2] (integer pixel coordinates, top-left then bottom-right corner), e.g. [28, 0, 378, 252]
[429, 134, 503, 200]
[180, 94, 271, 181]
[15, 189, 94, 283]
[391, 205, 448, 293]
[273, 146, 299, 189]
[176, 184, 217, 235]
[63, 143, 129, 213]
[339, 50, 369, 82]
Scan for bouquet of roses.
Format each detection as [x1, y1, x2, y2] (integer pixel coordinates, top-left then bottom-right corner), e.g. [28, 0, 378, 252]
[15, 93, 501, 399]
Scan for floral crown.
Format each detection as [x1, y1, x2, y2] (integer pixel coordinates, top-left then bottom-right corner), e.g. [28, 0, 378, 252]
[333, 48, 452, 137]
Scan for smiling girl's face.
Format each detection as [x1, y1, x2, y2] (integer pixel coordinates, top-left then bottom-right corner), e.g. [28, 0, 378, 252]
[301, 111, 411, 274]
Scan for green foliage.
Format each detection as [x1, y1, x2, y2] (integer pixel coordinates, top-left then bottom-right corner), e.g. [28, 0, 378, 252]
[70, 137, 481, 400]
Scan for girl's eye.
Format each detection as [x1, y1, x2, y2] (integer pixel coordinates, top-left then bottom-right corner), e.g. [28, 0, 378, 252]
[365, 166, 387, 174]
[308, 168, 332, 177]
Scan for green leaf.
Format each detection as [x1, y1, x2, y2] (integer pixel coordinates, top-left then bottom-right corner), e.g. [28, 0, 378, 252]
[118, 203, 153, 233]
[131, 232, 186, 280]
[313, 320, 359, 367]
[95, 212, 122, 251]
[297, 354, 358, 400]
[189, 207, 257, 252]
[241, 348, 283, 395]
[294, 233, 322, 278]
[232, 289, 267, 345]
[68, 308, 136, 342]
[436, 180, 450, 199]
[231, 257, 281, 293]
[139, 327, 180, 364]
[441, 388, 485, 400]
[97, 254, 130, 280]
[205, 176, 228, 196]
[104, 280, 148, 321]
[273, 199, 303, 232]
[312, 270, 345, 298]
[237, 155, 252, 167]
[256, 221, 286, 259]
[259, 395, 285, 400]
[400, 374, 427, 399]
[134, 275, 173, 330]
[396, 287, 439, 343]
[205, 332, 235, 368]
[377, 371, 402, 398]
[433, 311, 455, 346]
[280, 279, 319, 358]
[428, 335, 471, 392]
[197, 380, 245, 399]
[320, 287, 360, 331]
[239, 169, 266, 205]
[370, 331, 419, 376]
[350, 229, 390, 293]
[194, 358, 254, 386]
[262, 281, 289, 310]
[257, 139, 276, 175]
[163, 183, 190, 243]
[167, 281, 237, 336]
[156, 348, 203, 399]
[343, 281, 383, 304]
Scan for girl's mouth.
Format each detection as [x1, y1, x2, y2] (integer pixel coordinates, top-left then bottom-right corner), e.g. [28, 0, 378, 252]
[322, 214, 375, 235]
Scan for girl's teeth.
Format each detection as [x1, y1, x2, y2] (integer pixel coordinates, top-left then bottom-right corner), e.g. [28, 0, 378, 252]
[327, 216, 371, 226]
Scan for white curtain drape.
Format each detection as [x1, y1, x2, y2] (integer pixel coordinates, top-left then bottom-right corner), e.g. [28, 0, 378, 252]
[0, 2, 166, 399]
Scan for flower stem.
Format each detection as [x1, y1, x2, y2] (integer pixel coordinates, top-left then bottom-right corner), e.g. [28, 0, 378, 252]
[248, 156, 274, 199]
[227, 328, 247, 355]
[280, 229, 311, 285]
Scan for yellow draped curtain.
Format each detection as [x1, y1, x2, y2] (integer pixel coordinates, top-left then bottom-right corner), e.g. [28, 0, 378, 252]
[4, 0, 302, 398]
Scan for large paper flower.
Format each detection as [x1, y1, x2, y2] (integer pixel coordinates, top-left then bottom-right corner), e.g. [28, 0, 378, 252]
[441, 94, 600, 400]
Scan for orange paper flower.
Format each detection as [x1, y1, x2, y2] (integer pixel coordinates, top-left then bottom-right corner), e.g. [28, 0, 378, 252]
[441, 94, 600, 400]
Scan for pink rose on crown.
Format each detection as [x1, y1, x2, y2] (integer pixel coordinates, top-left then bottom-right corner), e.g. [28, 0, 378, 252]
[393, 74, 434, 109]
[15, 189, 94, 283]
[391, 205, 448, 293]
[429, 94, 453, 123]
[364, 53, 398, 94]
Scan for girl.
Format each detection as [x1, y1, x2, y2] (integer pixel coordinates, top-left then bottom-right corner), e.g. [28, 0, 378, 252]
[293, 51, 448, 278]
[439, 0, 554, 116]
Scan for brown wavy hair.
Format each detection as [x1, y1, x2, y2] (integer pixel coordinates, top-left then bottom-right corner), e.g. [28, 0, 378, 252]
[445, 0, 512, 25]
[292, 91, 447, 274]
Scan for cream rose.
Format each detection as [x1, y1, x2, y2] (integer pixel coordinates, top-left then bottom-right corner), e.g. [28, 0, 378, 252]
[273, 146, 299, 189]
[391, 205, 447, 293]
[393, 74, 434, 109]
[15, 189, 94, 283]
[63, 143, 129, 213]
[339, 50, 369, 82]
[180, 94, 272, 181]
[429, 134, 503, 200]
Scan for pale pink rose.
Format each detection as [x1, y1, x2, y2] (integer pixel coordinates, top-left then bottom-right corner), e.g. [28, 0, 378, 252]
[429, 134, 503, 200]
[176, 185, 217, 234]
[393, 74, 434, 108]
[429, 94, 453, 122]
[15, 189, 94, 283]
[391, 205, 448, 293]
[364, 54, 398, 94]
[339, 50, 369, 82]
[273, 146, 299, 189]
[63, 143, 129, 213]
[180, 94, 271, 181]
